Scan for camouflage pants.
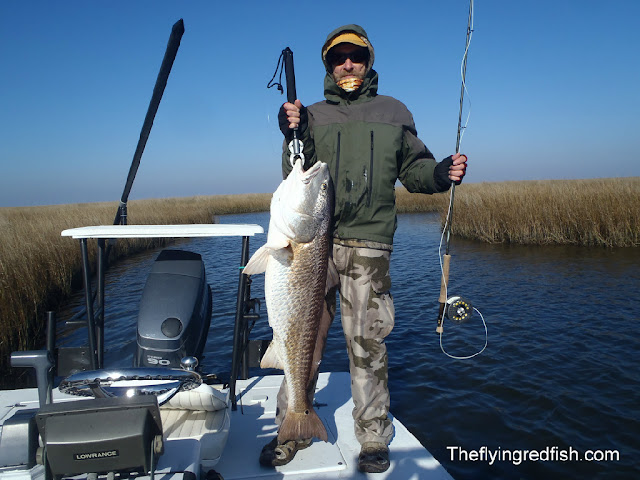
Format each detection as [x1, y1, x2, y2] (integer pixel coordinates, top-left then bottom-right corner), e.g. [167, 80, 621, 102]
[276, 243, 395, 446]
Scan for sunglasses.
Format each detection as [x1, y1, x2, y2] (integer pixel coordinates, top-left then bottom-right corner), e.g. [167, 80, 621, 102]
[327, 49, 369, 67]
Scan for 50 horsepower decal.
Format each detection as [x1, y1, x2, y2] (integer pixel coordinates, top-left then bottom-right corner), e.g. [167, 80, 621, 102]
[147, 355, 171, 366]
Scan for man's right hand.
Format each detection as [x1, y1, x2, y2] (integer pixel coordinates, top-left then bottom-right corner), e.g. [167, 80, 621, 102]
[283, 100, 304, 129]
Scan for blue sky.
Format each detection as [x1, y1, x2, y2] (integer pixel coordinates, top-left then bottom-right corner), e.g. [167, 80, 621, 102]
[1, 1, 638, 207]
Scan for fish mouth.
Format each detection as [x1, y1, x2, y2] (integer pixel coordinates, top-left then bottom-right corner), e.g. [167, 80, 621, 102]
[299, 161, 324, 185]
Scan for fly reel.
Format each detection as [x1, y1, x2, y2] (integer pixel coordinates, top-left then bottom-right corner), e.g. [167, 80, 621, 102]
[445, 296, 473, 323]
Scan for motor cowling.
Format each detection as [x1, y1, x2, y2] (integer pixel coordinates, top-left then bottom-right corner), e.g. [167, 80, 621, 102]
[135, 250, 212, 368]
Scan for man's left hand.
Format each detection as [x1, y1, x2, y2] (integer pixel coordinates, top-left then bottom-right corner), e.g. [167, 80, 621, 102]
[449, 153, 468, 184]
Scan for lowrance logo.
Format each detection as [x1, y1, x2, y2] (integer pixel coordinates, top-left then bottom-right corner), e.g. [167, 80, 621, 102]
[74, 450, 119, 460]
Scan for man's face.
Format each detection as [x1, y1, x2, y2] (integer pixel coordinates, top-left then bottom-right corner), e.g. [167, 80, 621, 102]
[329, 43, 368, 86]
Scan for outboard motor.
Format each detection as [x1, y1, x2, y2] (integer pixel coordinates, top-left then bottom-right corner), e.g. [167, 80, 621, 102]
[135, 249, 212, 368]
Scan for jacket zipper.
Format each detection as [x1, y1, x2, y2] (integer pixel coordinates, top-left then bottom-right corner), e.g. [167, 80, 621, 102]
[367, 130, 374, 207]
[335, 131, 341, 187]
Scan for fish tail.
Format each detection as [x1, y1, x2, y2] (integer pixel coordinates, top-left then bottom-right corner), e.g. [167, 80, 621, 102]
[277, 407, 328, 443]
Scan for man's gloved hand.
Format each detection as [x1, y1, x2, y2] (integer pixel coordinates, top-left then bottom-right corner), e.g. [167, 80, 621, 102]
[434, 153, 468, 191]
[278, 100, 308, 142]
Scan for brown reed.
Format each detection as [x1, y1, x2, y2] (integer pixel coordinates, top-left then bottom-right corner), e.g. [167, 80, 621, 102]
[445, 178, 639, 247]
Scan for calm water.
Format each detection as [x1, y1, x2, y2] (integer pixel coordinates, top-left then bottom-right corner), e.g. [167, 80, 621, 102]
[56, 212, 640, 479]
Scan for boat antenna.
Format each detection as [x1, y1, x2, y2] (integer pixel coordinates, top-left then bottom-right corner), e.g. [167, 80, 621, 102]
[113, 18, 185, 226]
[436, 0, 476, 336]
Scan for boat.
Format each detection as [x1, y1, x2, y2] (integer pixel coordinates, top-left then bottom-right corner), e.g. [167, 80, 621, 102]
[0, 224, 453, 480]
[0, 20, 454, 480]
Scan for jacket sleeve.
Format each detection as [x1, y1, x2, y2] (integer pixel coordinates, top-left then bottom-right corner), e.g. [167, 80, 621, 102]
[397, 119, 448, 194]
[280, 105, 317, 178]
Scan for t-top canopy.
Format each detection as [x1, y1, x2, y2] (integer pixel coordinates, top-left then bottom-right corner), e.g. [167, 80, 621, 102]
[61, 224, 264, 239]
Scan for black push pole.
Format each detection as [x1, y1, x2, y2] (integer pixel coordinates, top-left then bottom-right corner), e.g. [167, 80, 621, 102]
[114, 19, 185, 226]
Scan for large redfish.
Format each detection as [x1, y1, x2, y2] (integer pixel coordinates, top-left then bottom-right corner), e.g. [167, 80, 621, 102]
[243, 159, 336, 443]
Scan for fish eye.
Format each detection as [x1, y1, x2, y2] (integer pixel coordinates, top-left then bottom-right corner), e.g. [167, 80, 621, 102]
[321, 182, 327, 191]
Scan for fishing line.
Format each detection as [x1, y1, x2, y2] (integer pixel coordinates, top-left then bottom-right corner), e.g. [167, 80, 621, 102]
[436, 0, 487, 359]
[439, 310, 487, 360]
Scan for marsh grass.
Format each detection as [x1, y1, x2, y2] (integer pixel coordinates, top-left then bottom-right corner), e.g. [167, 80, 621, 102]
[0, 178, 637, 385]
[446, 178, 639, 246]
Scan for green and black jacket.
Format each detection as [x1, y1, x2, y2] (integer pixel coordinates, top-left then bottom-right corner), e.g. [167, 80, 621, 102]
[282, 24, 448, 246]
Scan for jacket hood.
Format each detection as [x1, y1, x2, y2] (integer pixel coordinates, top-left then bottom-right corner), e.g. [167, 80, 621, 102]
[321, 24, 377, 103]
[321, 24, 375, 75]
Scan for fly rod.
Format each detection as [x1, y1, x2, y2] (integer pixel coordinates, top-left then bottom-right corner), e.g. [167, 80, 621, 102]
[436, 0, 474, 335]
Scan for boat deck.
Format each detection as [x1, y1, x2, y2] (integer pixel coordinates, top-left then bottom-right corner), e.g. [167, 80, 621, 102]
[218, 372, 453, 479]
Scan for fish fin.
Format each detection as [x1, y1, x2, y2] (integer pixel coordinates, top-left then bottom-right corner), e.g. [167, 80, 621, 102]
[259, 341, 283, 370]
[277, 407, 328, 443]
[265, 229, 292, 251]
[325, 258, 339, 293]
[243, 245, 270, 275]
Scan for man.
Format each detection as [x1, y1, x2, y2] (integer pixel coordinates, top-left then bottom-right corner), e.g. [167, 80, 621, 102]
[260, 24, 467, 473]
